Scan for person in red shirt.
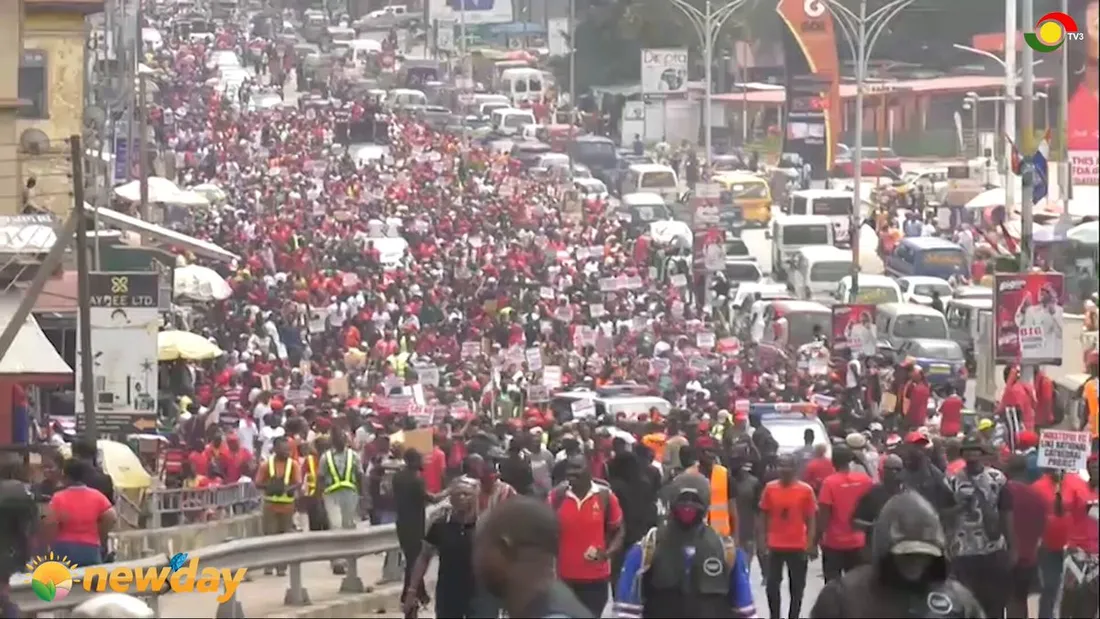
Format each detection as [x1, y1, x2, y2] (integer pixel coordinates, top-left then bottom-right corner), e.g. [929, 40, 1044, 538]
[1060, 454, 1099, 619]
[815, 448, 873, 584]
[423, 436, 446, 494]
[549, 454, 624, 617]
[800, 443, 834, 494]
[903, 369, 931, 430]
[1031, 467, 1081, 619]
[938, 388, 965, 437]
[222, 434, 253, 483]
[1003, 454, 1048, 619]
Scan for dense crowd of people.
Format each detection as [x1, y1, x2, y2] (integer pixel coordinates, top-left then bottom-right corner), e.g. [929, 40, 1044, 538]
[0, 3, 1098, 619]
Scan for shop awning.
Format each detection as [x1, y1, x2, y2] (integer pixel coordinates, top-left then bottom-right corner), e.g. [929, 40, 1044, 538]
[91, 204, 239, 263]
[0, 295, 73, 378]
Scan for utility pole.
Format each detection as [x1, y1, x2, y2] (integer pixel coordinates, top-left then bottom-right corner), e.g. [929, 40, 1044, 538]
[1020, 0, 1035, 270]
[567, 0, 575, 114]
[824, 0, 917, 299]
[138, 73, 150, 220]
[1059, 0, 1072, 207]
[1004, 0, 1017, 214]
[666, 0, 747, 169]
[71, 136, 97, 441]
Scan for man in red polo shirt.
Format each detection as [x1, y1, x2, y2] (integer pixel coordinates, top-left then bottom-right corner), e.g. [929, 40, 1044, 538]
[550, 454, 624, 617]
[815, 447, 873, 584]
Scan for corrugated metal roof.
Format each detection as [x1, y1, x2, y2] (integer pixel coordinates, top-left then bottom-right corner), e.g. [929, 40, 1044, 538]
[0, 295, 73, 376]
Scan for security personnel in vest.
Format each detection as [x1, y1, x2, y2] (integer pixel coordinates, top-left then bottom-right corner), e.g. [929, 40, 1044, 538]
[258, 436, 301, 576]
[302, 435, 330, 532]
[684, 437, 738, 538]
[319, 429, 362, 574]
[613, 473, 756, 618]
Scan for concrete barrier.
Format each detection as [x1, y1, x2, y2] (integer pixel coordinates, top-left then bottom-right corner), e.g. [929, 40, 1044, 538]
[111, 512, 263, 561]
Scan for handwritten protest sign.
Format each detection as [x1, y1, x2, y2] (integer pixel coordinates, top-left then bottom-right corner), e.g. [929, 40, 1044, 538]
[1037, 430, 1091, 471]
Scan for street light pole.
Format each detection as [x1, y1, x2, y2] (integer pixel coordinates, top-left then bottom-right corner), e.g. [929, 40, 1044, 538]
[825, 0, 919, 298]
[665, 0, 748, 169]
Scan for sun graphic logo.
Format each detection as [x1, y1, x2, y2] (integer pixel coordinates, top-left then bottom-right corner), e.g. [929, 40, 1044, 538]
[27, 554, 77, 602]
[1025, 11, 1085, 52]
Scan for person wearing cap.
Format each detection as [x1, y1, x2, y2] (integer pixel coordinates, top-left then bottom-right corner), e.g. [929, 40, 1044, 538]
[810, 491, 984, 618]
[613, 472, 755, 619]
[944, 435, 1015, 618]
[898, 432, 956, 513]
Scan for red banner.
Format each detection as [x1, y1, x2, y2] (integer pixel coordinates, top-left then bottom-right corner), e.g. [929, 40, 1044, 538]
[993, 272, 1066, 365]
[831, 304, 877, 358]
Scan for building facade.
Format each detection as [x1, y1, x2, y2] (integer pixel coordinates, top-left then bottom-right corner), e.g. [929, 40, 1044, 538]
[19, 0, 104, 215]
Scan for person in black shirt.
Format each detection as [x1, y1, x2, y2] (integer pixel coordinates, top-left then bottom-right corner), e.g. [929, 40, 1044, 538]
[499, 439, 534, 496]
[0, 455, 36, 619]
[72, 438, 115, 560]
[852, 454, 905, 538]
[404, 476, 478, 618]
[473, 496, 593, 619]
[393, 448, 448, 614]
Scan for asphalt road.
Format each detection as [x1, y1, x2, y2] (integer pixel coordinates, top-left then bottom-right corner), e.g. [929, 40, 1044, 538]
[367, 555, 827, 618]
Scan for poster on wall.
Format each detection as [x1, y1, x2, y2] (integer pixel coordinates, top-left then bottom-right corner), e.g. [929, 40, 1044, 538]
[831, 304, 878, 358]
[76, 273, 161, 434]
[993, 272, 1065, 365]
[1067, 0, 1099, 187]
[641, 48, 688, 95]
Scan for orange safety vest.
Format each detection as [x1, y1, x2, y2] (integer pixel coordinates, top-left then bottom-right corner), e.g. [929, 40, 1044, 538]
[304, 455, 318, 495]
[1086, 377, 1098, 439]
[708, 464, 732, 537]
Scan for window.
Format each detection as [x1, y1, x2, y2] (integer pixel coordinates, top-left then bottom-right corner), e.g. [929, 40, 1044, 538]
[513, 79, 527, 93]
[19, 50, 48, 119]
[529, 79, 542, 93]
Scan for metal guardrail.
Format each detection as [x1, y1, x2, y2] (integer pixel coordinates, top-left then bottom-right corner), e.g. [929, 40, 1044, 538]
[117, 481, 263, 529]
[10, 524, 403, 618]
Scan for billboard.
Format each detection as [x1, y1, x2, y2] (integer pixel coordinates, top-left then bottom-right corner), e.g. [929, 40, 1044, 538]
[430, 0, 513, 26]
[641, 48, 688, 94]
[76, 273, 161, 434]
[831, 304, 878, 358]
[993, 272, 1066, 365]
[776, 0, 842, 179]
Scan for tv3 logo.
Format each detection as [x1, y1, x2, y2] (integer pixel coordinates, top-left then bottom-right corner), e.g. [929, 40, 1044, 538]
[803, 0, 826, 18]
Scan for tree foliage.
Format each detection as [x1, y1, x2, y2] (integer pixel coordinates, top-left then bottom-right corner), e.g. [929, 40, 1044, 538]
[562, 0, 1065, 92]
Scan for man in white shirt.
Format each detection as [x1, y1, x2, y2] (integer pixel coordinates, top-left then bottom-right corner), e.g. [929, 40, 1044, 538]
[845, 311, 878, 359]
[1014, 283, 1063, 361]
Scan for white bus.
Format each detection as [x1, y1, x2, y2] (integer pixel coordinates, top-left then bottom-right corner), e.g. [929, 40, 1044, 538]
[788, 189, 857, 247]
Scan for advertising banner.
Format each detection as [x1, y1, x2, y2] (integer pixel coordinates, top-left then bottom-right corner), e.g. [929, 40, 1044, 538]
[640, 48, 688, 95]
[693, 227, 726, 273]
[76, 273, 160, 434]
[831, 304, 877, 358]
[993, 272, 1065, 365]
[776, 0, 842, 177]
[431, 0, 513, 26]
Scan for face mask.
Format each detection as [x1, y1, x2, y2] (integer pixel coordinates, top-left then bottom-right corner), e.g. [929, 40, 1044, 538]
[671, 505, 704, 527]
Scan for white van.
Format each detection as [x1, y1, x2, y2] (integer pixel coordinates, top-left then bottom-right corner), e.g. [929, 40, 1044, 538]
[788, 189, 857, 246]
[388, 88, 427, 108]
[833, 274, 903, 305]
[769, 214, 835, 280]
[490, 107, 537, 136]
[348, 39, 382, 67]
[789, 246, 852, 303]
[622, 163, 679, 203]
[500, 67, 547, 104]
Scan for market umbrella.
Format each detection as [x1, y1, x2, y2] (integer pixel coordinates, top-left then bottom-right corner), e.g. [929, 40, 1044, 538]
[1066, 220, 1099, 246]
[59, 439, 152, 490]
[158, 330, 224, 361]
[189, 183, 228, 203]
[174, 264, 232, 301]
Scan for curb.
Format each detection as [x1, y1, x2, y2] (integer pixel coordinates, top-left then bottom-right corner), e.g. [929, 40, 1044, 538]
[262, 580, 436, 618]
